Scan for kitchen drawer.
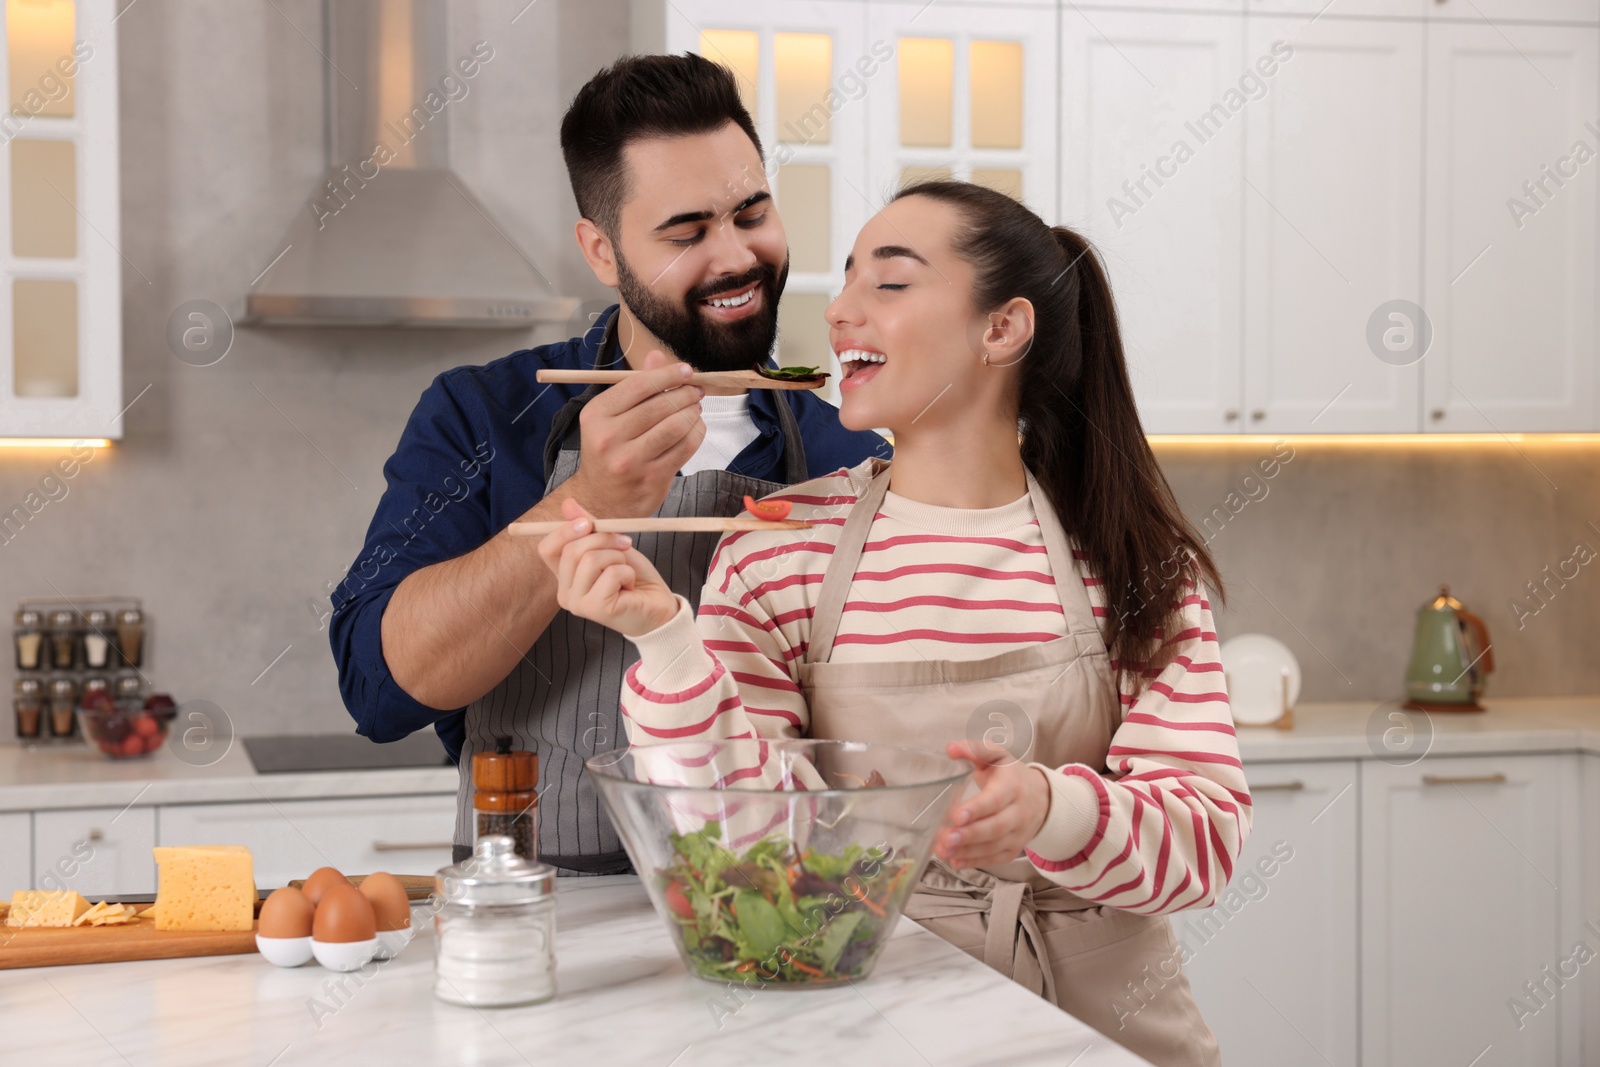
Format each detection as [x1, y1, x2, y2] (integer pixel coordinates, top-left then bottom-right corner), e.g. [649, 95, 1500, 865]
[0, 812, 31, 895]
[157, 795, 456, 888]
[32, 807, 157, 897]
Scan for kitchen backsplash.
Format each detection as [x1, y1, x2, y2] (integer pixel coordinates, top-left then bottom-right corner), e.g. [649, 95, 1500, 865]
[0, 0, 1594, 738]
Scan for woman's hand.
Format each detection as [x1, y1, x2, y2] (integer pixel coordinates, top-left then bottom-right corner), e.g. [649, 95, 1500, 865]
[935, 741, 1053, 870]
[535, 498, 679, 637]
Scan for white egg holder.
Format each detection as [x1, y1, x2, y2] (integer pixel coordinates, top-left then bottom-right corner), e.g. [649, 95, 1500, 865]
[256, 920, 415, 970]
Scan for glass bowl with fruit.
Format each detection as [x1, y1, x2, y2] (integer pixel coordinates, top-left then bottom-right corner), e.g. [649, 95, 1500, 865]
[79, 692, 176, 759]
[586, 738, 970, 988]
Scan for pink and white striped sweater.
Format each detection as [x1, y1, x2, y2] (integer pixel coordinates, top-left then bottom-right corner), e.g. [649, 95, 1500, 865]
[620, 460, 1251, 914]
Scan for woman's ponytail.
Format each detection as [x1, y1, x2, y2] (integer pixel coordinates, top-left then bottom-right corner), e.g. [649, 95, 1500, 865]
[893, 182, 1223, 686]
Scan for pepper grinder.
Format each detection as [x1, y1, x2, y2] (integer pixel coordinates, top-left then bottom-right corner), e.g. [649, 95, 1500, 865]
[472, 737, 539, 862]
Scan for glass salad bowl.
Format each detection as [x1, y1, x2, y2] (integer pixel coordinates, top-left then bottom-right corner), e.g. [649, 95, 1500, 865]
[587, 738, 970, 988]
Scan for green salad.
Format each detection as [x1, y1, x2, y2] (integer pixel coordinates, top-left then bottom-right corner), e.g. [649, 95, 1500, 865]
[755, 364, 830, 382]
[656, 822, 915, 985]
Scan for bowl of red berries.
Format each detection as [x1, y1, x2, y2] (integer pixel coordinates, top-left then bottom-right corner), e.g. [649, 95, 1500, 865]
[79, 692, 177, 759]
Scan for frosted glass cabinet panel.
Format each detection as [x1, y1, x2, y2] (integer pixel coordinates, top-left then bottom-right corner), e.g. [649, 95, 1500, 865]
[0, 0, 121, 439]
[699, 29, 758, 118]
[969, 40, 1022, 149]
[777, 162, 830, 273]
[13, 277, 77, 397]
[897, 37, 954, 147]
[7, 0, 74, 117]
[11, 137, 75, 257]
[775, 32, 832, 144]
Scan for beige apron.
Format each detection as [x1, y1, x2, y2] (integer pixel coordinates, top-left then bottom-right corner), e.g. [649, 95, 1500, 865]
[796, 459, 1219, 1067]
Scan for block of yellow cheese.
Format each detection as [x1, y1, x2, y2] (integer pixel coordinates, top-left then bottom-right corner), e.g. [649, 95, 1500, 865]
[151, 845, 255, 931]
[6, 890, 91, 928]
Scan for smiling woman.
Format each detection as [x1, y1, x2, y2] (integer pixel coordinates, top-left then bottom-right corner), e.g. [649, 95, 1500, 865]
[545, 179, 1243, 1065]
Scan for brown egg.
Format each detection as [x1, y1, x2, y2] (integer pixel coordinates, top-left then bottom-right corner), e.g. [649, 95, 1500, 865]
[301, 866, 350, 906]
[358, 872, 412, 933]
[257, 886, 315, 939]
[312, 883, 376, 944]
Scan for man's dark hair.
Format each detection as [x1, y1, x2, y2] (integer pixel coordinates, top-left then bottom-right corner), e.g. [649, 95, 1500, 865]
[560, 53, 764, 238]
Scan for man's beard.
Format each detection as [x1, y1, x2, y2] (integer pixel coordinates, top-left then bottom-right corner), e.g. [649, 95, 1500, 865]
[615, 253, 789, 373]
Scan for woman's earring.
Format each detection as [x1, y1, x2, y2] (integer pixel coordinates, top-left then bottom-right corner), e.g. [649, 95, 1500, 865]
[981, 351, 991, 366]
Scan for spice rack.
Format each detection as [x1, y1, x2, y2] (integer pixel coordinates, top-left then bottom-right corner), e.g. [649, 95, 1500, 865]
[12, 596, 148, 743]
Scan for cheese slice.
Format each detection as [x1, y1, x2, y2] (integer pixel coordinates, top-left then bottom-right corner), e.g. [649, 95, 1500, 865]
[73, 901, 108, 927]
[151, 845, 255, 932]
[6, 890, 91, 928]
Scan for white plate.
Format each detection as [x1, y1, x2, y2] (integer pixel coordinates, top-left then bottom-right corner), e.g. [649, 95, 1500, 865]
[1219, 634, 1301, 726]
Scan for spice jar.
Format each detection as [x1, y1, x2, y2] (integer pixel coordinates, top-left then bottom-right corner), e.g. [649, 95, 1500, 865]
[114, 673, 143, 708]
[433, 835, 556, 1008]
[81, 676, 110, 706]
[14, 678, 43, 739]
[47, 677, 77, 738]
[473, 737, 538, 862]
[15, 610, 44, 671]
[48, 610, 78, 671]
[83, 610, 113, 669]
[116, 609, 144, 668]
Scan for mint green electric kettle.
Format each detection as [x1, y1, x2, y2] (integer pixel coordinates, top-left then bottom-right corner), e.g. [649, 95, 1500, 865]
[1403, 585, 1493, 711]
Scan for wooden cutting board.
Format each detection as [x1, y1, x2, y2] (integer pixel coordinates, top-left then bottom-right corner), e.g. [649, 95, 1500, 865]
[0, 922, 258, 970]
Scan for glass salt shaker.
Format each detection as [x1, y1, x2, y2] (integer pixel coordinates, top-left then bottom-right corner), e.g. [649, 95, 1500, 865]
[83, 610, 113, 669]
[433, 834, 556, 1008]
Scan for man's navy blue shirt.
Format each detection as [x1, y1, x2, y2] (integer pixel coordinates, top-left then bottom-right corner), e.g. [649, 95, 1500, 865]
[329, 306, 892, 761]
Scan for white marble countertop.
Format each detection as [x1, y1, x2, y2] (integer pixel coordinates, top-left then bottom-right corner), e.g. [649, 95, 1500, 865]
[1236, 694, 1600, 763]
[0, 875, 1150, 1067]
[0, 738, 457, 813]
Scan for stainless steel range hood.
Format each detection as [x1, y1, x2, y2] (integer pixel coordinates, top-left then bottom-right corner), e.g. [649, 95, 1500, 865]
[239, 0, 577, 329]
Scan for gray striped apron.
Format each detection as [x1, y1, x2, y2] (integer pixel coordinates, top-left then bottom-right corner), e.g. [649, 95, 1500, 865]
[451, 339, 809, 874]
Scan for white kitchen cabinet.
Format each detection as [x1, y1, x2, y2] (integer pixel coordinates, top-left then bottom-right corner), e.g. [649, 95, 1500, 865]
[0, 811, 30, 896]
[1583, 755, 1600, 1066]
[158, 795, 456, 889]
[1431, 0, 1600, 23]
[1422, 22, 1599, 433]
[0, 0, 123, 440]
[1241, 15, 1424, 433]
[1244, 0, 1426, 15]
[1184, 760, 1358, 1067]
[1361, 754, 1578, 1067]
[32, 806, 156, 897]
[1060, 11, 1245, 433]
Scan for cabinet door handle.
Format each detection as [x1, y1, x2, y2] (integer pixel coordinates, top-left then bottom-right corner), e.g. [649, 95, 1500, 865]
[1431, 408, 1446, 420]
[371, 840, 455, 852]
[1422, 773, 1507, 786]
[1250, 409, 1266, 421]
[1252, 781, 1305, 792]
[1224, 409, 1239, 421]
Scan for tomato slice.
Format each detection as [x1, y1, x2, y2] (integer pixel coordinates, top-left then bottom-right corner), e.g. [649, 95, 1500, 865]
[744, 495, 793, 521]
[665, 881, 695, 920]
